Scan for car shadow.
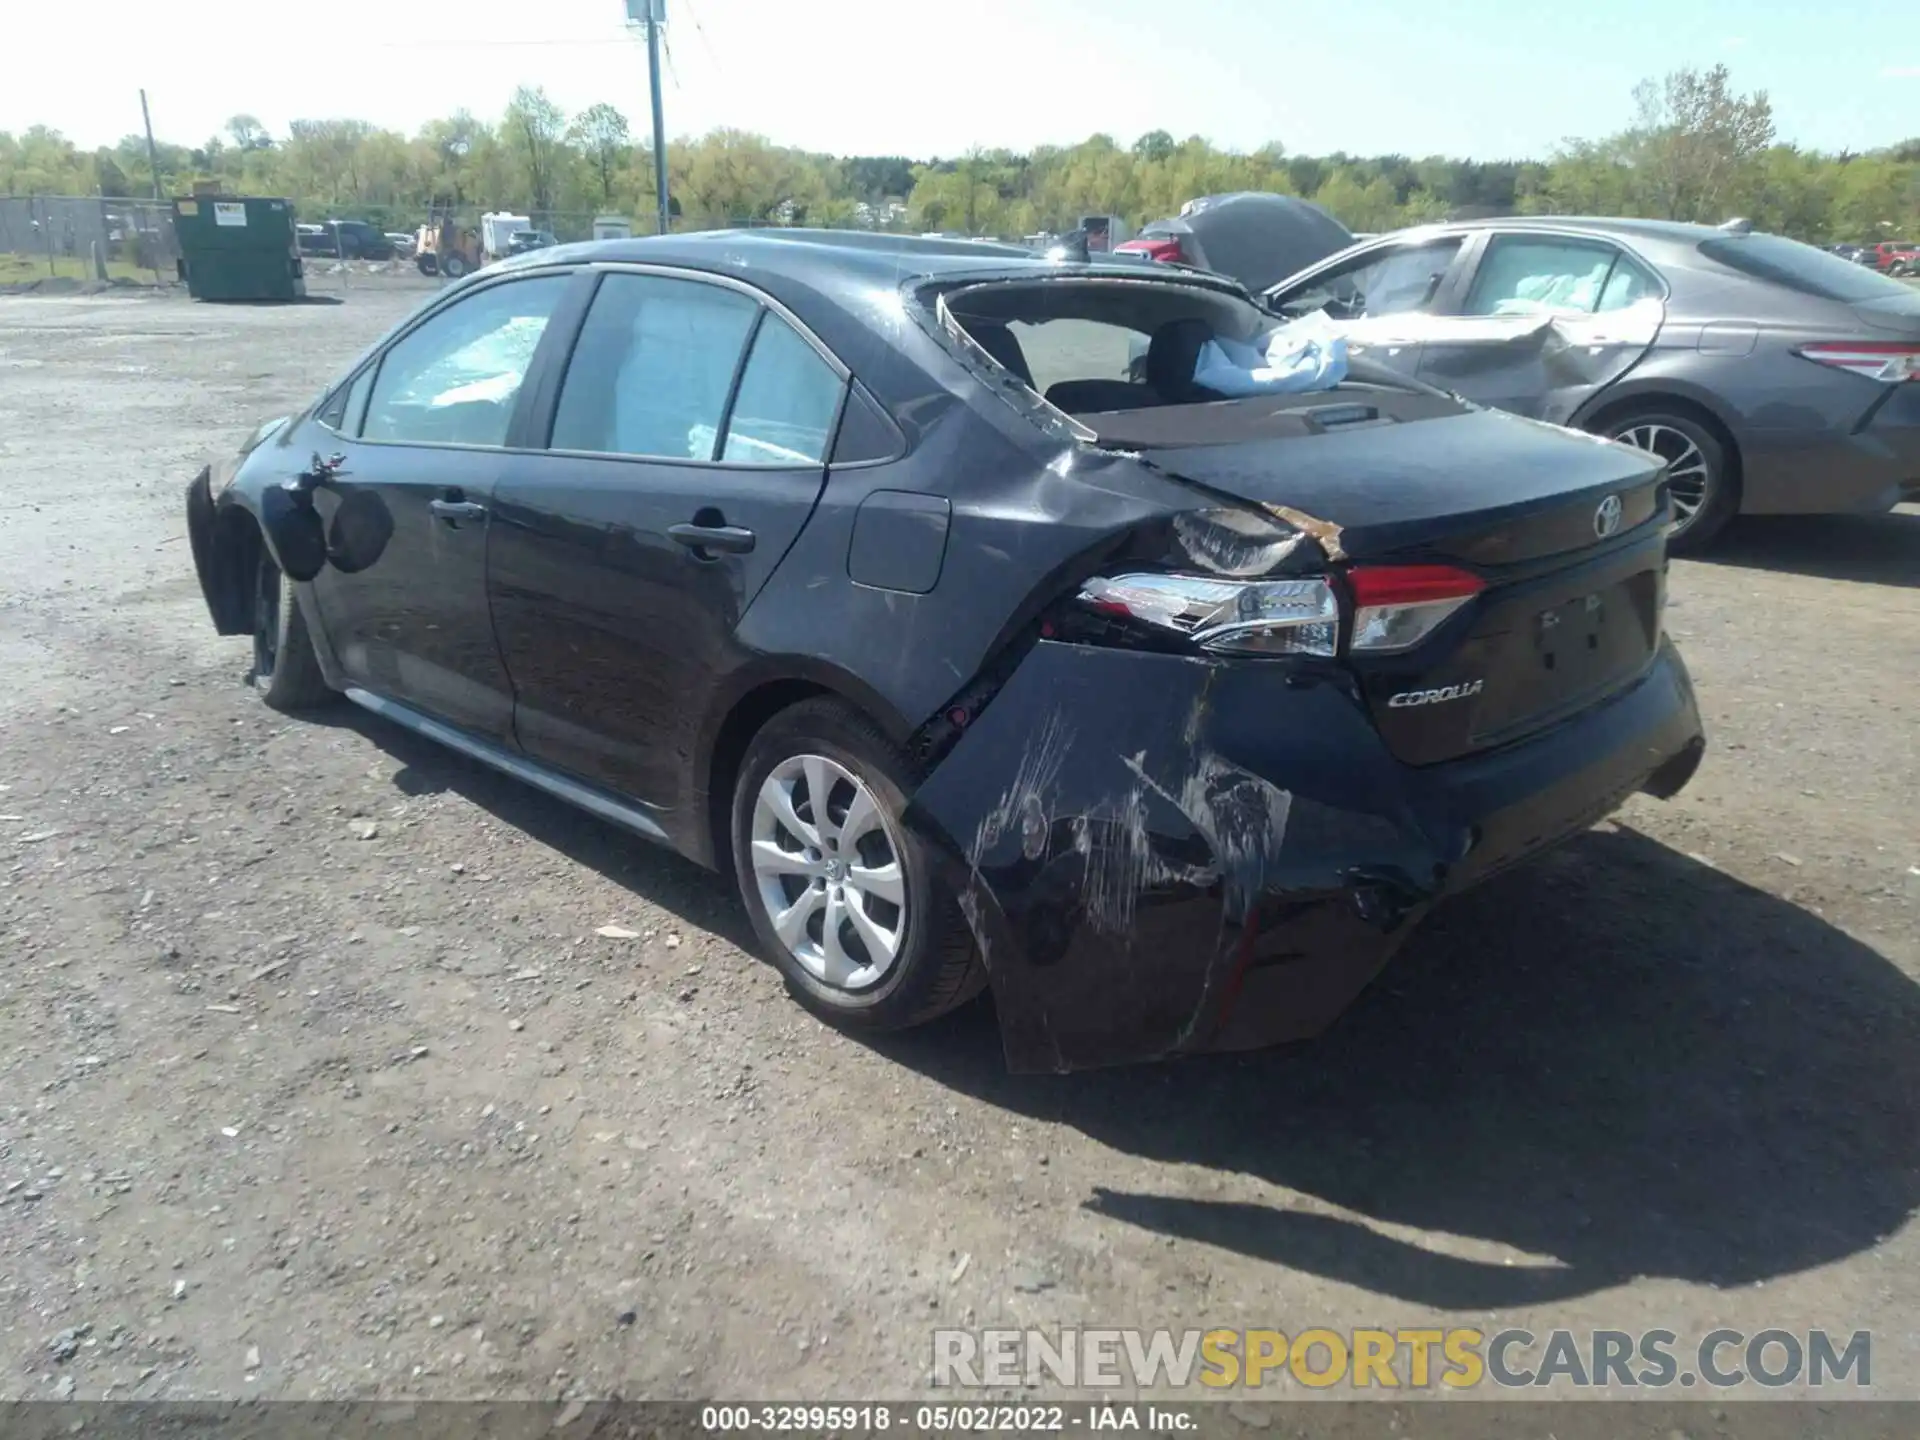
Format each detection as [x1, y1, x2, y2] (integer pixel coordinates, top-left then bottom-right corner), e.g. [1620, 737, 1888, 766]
[317, 705, 753, 949]
[1690, 507, 1920, 587]
[868, 827, 1920, 1309]
[305, 701, 1920, 1308]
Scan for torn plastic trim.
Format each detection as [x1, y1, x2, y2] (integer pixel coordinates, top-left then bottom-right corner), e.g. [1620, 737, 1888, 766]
[1263, 504, 1347, 563]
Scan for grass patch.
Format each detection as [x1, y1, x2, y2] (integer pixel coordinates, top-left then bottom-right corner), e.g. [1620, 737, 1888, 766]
[0, 253, 166, 284]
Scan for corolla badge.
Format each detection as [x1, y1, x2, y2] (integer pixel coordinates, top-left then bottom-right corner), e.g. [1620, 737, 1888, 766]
[1593, 494, 1624, 538]
[1388, 679, 1485, 709]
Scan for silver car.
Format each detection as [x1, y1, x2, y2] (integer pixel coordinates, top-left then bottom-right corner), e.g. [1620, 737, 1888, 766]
[1259, 217, 1920, 549]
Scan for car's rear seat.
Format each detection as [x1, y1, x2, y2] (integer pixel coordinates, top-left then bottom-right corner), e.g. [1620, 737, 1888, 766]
[1046, 318, 1226, 415]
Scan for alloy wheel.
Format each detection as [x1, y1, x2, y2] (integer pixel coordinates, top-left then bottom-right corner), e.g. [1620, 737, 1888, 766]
[749, 753, 908, 991]
[1609, 422, 1712, 534]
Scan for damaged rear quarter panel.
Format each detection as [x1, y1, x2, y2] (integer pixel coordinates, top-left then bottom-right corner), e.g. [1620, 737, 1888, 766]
[905, 640, 1444, 1072]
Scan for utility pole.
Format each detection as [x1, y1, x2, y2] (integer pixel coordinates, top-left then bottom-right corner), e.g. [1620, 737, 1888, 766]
[627, 0, 670, 234]
[139, 89, 163, 200]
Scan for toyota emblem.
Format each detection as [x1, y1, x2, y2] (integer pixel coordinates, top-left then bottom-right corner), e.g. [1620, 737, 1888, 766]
[1593, 494, 1624, 538]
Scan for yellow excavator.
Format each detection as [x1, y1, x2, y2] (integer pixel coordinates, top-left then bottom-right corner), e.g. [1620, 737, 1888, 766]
[413, 206, 484, 278]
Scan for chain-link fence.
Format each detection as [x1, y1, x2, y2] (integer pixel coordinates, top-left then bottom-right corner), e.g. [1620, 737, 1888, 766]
[0, 196, 927, 292]
[0, 196, 179, 286]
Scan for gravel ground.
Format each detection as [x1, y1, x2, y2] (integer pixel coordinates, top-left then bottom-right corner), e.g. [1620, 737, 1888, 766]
[1, 288, 1917, 1407]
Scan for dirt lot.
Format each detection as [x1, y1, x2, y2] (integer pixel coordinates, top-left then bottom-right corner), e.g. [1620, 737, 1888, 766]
[0, 287, 1917, 1407]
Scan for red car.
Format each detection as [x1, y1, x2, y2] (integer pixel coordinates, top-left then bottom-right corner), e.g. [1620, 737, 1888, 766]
[1871, 240, 1919, 272]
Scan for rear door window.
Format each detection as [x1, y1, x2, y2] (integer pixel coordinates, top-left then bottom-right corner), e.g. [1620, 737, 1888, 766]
[1274, 238, 1464, 320]
[549, 273, 759, 460]
[719, 316, 845, 466]
[1463, 237, 1633, 317]
[1595, 254, 1661, 311]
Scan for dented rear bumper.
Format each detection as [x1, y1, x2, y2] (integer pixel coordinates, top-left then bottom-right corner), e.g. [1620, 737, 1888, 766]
[905, 638, 1704, 1073]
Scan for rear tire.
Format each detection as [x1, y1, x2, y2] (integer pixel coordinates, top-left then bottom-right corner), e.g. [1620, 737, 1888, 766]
[441, 252, 469, 279]
[730, 698, 984, 1030]
[1597, 408, 1736, 553]
[249, 545, 335, 713]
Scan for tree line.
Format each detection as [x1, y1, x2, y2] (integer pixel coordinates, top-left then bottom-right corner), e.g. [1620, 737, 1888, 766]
[4, 66, 1919, 244]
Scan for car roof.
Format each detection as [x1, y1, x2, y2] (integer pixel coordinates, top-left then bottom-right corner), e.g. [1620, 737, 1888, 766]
[1433, 215, 1728, 243]
[500, 227, 1231, 290]
[484, 229, 1250, 413]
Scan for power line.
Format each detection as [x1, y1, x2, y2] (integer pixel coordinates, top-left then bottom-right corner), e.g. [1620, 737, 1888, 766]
[676, 0, 724, 75]
[358, 34, 649, 49]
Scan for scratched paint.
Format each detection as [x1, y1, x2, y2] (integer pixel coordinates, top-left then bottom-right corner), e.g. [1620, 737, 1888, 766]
[1122, 749, 1293, 918]
[967, 708, 1073, 871]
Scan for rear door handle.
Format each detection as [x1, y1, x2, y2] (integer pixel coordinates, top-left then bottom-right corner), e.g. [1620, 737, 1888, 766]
[429, 498, 487, 523]
[668, 522, 756, 556]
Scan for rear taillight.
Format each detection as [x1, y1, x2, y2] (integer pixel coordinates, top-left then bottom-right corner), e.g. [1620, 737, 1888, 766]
[1797, 341, 1920, 382]
[1116, 238, 1185, 265]
[1073, 561, 1485, 659]
[1077, 573, 1339, 657]
[1346, 564, 1486, 654]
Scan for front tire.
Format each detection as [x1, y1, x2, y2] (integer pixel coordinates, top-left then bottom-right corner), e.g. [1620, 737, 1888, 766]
[730, 698, 983, 1030]
[416, 254, 439, 276]
[249, 546, 335, 712]
[1599, 409, 1736, 552]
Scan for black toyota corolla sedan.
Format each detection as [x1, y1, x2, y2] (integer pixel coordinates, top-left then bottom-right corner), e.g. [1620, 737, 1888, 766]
[185, 231, 1705, 1072]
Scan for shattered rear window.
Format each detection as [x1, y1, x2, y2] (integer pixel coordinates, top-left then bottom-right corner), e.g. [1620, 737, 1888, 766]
[922, 275, 1272, 417]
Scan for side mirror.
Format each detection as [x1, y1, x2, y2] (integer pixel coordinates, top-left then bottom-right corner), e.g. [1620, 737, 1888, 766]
[255, 452, 394, 583]
[258, 482, 329, 583]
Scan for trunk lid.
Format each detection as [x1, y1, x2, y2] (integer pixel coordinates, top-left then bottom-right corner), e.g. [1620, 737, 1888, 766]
[1104, 390, 1665, 566]
[1106, 392, 1670, 764]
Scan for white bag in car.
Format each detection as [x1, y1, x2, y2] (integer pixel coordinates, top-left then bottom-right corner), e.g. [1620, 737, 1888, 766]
[1193, 311, 1350, 397]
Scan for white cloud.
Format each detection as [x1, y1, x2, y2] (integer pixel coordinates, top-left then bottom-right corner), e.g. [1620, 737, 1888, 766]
[1882, 64, 1920, 77]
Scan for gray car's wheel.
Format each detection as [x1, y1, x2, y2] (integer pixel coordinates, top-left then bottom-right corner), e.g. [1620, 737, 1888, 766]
[249, 545, 335, 712]
[1601, 409, 1735, 552]
[730, 698, 983, 1030]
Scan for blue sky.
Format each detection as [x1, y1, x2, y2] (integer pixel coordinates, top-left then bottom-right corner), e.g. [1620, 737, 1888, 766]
[5, 0, 1915, 159]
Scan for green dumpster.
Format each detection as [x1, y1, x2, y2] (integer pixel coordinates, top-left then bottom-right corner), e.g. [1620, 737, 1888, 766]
[171, 195, 306, 301]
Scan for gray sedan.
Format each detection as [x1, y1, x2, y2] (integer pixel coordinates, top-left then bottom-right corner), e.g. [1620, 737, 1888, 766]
[1262, 218, 1920, 549]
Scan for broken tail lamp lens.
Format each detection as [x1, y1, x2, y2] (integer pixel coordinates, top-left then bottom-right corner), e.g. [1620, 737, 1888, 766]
[1347, 564, 1486, 654]
[1077, 573, 1339, 656]
[1798, 342, 1920, 382]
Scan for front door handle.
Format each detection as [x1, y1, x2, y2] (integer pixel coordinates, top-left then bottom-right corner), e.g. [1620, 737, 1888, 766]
[668, 522, 756, 556]
[430, 498, 488, 523]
